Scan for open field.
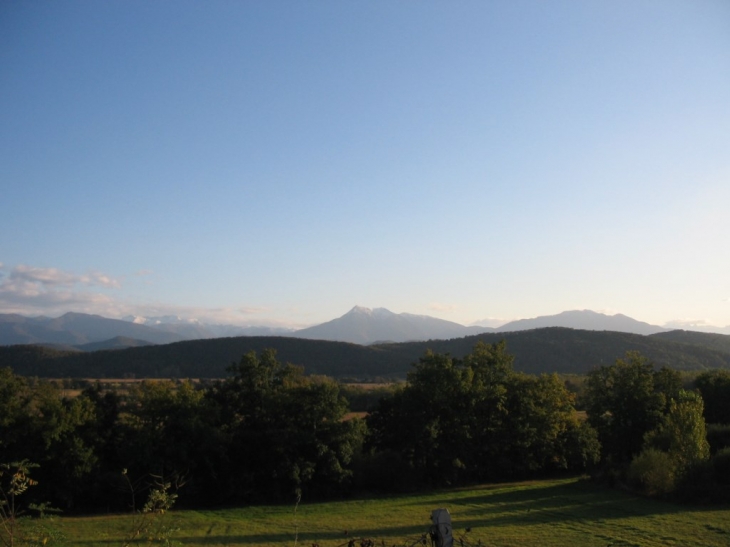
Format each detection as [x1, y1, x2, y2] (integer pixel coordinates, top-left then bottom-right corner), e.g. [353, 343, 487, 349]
[51, 477, 730, 546]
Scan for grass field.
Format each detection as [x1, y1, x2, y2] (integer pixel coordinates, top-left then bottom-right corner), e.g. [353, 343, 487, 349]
[51, 477, 730, 546]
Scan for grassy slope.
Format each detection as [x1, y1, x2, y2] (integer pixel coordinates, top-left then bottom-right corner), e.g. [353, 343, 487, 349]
[56, 478, 730, 546]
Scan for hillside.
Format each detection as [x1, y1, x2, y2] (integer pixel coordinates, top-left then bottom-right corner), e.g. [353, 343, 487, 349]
[650, 329, 730, 355]
[3, 327, 730, 379]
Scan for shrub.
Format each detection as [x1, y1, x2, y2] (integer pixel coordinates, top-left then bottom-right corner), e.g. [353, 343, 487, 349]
[706, 424, 730, 454]
[628, 448, 676, 496]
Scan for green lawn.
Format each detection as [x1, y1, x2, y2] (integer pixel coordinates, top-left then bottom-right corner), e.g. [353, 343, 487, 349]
[51, 478, 730, 546]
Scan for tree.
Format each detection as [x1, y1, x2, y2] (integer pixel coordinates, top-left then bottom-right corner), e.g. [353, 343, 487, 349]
[645, 390, 710, 476]
[367, 342, 596, 486]
[694, 370, 730, 425]
[585, 352, 666, 463]
[117, 380, 224, 506]
[209, 350, 363, 501]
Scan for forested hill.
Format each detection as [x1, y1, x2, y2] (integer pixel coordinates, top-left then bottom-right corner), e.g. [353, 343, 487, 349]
[2, 327, 730, 379]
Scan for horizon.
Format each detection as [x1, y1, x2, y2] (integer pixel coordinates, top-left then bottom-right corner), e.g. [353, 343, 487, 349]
[3, 305, 729, 335]
[2, 3, 729, 331]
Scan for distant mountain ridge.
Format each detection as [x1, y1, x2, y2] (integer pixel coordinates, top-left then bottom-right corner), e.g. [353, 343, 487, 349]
[0, 307, 719, 347]
[0, 312, 183, 346]
[291, 306, 491, 344]
[496, 310, 667, 336]
[122, 315, 295, 339]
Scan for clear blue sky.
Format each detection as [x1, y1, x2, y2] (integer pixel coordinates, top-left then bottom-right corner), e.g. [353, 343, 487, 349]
[1, 1, 729, 329]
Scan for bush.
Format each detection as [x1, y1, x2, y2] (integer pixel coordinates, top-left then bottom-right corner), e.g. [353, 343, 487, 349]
[674, 448, 730, 503]
[628, 448, 676, 496]
[711, 447, 730, 487]
[350, 450, 419, 493]
[706, 424, 730, 454]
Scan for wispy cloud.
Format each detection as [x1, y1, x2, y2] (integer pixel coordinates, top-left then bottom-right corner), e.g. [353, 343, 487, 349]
[0, 263, 297, 327]
[428, 302, 458, 313]
[9, 264, 120, 288]
[0, 264, 121, 316]
[469, 317, 510, 328]
[662, 318, 730, 334]
[663, 318, 712, 329]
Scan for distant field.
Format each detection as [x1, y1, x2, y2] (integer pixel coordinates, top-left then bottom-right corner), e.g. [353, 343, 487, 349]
[52, 477, 730, 546]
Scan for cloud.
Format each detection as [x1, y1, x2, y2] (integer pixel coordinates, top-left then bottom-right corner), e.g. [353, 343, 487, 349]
[0, 264, 121, 316]
[238, 306, 267, 315]
[9, 265, 120, 288]
[0, 264, 306, 329]
[469, 317, 510, 328]
[428, 302, 459, 313]
[663, 318, 712, 329]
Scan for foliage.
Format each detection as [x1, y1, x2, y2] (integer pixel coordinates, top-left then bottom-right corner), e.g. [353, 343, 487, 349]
[337, 383, 400, 412]
[584, 352, 680, 463]
[706, 423, 730, 453]
[208, 350, 364, 502]
[627, 448, 676, 496]
[367, 342, 598, 487]
[0, 460, 64, 547]
[694, 369, 730, 425]
[644, 390, 710, 477]
[121, 472, 179, 547]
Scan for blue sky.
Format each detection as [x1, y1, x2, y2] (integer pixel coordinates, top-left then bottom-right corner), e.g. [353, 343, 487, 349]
[1, 1, 729, 329]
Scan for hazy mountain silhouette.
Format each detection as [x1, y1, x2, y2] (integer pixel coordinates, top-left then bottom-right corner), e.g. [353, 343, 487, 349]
[0, 308, 709, 348]
[496, 310, 667, 335]
[122, 315, 295, 339]
[74, 336, 156, 352]
[0, 312, 182, 346]
[291, 306, 492, 344]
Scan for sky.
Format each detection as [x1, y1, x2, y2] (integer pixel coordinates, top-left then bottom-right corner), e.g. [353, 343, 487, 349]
[1, 1, 729, 330]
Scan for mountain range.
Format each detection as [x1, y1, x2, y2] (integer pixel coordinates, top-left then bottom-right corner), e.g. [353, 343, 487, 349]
[0, 307, 724, 348]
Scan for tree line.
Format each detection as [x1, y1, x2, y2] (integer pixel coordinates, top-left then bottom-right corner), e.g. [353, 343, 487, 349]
[1, 342, 730, 515]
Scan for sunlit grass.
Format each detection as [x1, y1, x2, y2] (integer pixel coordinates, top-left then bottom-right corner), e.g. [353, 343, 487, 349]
[55, 477, 730, 546]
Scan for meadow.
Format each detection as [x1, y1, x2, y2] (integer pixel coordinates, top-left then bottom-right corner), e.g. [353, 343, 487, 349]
[54, 477, 730, 547]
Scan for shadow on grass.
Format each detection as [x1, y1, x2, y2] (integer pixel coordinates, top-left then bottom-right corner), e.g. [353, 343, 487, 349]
[67, 479, 730, 546]
[410, 478, 699, 524]
[69, 525, 429, 546]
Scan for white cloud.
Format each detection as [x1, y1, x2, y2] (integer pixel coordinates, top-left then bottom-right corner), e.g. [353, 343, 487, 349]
[0, 263, 298, 327]
[469, 317, 510, 328]
[0, 264, 120, 316]
[9, 264, 120, 288]
[428, 302, 459, 313]
[663, 318, 712, 329]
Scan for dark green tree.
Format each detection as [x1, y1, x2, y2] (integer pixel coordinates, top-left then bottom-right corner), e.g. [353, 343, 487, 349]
[209, 350, 362, 501]
[368, 342, 596, 486]
[585, 351, 673, 463]
[694, 370, 730, 425]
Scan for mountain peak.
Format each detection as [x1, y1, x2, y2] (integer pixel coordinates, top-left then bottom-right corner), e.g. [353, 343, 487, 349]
[294, 306, 490, 344]
[347, 306, 395, 317]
